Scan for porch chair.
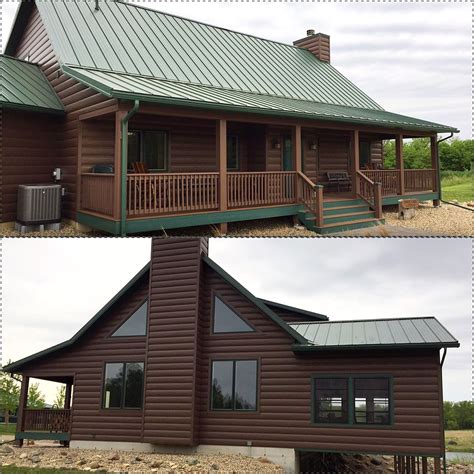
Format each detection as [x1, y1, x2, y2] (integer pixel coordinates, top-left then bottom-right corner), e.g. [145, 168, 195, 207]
[326, 171, 351, 192]
[130, 161, 158, 213]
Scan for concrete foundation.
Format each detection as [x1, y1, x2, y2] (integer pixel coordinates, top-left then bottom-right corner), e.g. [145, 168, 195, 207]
[14, 222, 61, 233]
[70, 441, 298, 473]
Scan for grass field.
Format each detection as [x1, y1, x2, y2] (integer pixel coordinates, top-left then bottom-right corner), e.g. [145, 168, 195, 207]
[441, 171, 473, 202]
[445, 430, 473, 453]
[0, 423, 16, 434]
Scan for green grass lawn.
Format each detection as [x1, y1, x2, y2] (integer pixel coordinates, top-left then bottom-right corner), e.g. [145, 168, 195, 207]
[0, 423, 16, 434]
[445, 430, 473, 453]
[441, 171, 473, 202]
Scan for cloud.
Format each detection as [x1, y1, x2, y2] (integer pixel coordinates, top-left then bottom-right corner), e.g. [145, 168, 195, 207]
[1, 1, 470, 137]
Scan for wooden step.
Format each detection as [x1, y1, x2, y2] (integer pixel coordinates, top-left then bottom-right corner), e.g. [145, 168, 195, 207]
[307, 211, 374, 222]
[323, 204, 370, 215]
[321, 217, 382, 229]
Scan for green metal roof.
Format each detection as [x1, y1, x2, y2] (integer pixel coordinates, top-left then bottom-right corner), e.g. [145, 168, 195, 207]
[260, 299, 328, 321]
[62, 65, 457, 132]
[0, 55, 64, 113]
[291, 317, 459, 351]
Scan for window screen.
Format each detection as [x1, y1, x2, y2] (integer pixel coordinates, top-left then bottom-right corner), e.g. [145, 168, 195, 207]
[354, 377, 390, 425]
[227, 136, 239, 170]
[313, 378, 348, 423]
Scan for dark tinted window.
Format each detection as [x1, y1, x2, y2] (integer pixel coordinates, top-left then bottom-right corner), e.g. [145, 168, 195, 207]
[354, 377, 390, 425]
[124, 363, 144, 408]
[213, 296, 254, 333]
[143, 131, 167, 171]
[227, 136, 239, 170]
[211, 360, 258, 411]
[234, 360, 257, 410]
[127, 131, 140, 169]
[313, 378, 348, 423]
[103, 362, 144, 409]
[103, 363, 123, 409]
[112, 301, 148, 337]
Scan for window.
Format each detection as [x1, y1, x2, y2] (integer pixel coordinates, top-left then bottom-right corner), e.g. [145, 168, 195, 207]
[227, 136, 239, 170]
[103, 362, 144, 409]
[128, 130, 168, 171]
[213, 296, 255, 333]
[211, 360, 257, 411]
[313, 378, 348, 424]
[111, 301, 148, 337]
[313, 376, 391, 425]
[354, 377, 390, 425]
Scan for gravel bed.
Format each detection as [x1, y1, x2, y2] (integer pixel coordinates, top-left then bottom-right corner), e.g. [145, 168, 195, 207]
[0, 445, 283, 473]
[383, 201, 473, 237]
[0, 222, 103, 238]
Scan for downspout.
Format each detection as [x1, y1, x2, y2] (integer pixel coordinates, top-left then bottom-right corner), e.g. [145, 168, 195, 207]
[120, 100, 140, 236]
[436, 132, 453, 203]
[440, 347, 448, 474]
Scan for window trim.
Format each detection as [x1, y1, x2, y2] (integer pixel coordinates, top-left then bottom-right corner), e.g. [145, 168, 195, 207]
[211, 291, 257, 335]
[209, 358, 259, 413]
[108, 299, 149, 338]
[311, 374, 393, 427]
[128, 129, 169, 172]
[227, 135, 240, 171]
[101, 361, 145, 410]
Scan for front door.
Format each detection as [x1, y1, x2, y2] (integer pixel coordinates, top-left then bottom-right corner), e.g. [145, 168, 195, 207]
[282, 136, 293, 171]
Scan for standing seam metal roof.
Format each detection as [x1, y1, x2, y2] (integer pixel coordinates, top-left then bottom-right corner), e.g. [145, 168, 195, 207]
[290, 317, 459, 349]
[0, 55, 64, 113]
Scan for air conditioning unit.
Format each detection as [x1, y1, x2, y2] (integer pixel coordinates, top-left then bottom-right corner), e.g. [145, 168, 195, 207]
[17, 184, 62, 225]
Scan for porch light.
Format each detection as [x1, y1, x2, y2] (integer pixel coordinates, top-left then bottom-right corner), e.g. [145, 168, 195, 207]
[309, 141, 317, 150]
[272, 138, 281, 150]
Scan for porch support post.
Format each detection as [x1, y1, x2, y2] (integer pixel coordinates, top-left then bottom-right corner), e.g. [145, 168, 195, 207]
[396, 134, 405, 195]
[293, 125, 302, 201]
[64, 383, 73, 410]
[430, 134, 440, 206]
[217, 119, 228, 234]
[16, 375, 29, 447]
[351, 130, 360, 195]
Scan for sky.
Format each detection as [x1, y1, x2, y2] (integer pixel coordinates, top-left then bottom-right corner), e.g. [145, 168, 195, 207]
[2, 237, 471, 403]
[0, 0, 471, 138]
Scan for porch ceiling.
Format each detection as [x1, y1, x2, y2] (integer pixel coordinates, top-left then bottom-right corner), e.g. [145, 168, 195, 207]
[0, 55, 64, 114]
[63, 65, 458, 134]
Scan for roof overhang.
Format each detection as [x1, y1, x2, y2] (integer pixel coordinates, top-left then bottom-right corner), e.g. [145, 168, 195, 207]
[292, 341, 460, 353]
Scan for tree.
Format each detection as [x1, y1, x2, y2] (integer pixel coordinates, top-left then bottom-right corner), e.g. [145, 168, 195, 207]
[27, 383, 46, 409]
[53, 385, 66, 408]
[443, 401, 474, 430]
[0, 369, 20, 426]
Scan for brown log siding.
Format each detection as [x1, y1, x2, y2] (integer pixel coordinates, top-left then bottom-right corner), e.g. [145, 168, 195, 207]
[11, 5, 116, 219]
[19, 273, 150, 442]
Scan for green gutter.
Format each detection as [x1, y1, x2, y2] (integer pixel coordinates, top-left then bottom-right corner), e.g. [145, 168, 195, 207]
[120, 100, 140, 236]
[292, 341, 460, 353]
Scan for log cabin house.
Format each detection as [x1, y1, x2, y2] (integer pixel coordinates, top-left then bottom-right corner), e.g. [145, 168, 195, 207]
[1, 1, 458, 235]
[3, 238, 460, 473]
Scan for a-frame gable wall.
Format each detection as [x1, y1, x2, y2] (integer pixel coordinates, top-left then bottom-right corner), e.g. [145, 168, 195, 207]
[197, 263, 443, 456]
[18, 273, 150, 443]
[9, 4, 117, 219]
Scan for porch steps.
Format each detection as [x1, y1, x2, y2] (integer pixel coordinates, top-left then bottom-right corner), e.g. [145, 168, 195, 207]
[298, 198, 385, 234]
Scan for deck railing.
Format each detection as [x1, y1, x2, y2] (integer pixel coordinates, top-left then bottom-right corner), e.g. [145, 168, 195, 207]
[356, 171, 382, 218]
[404, 169, 436, 193]
[227, 172, 296, 209]
[298, 172, 323, 227]
[361, 170, 400, 196]
[127, 173, 220, 216]
[23, 409, 70, 433]
[81, 173, 115, 216]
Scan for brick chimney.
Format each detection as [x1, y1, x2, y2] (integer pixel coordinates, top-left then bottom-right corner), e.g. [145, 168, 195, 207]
[143, 238, 207, 446]
[293, 29, 330, 63]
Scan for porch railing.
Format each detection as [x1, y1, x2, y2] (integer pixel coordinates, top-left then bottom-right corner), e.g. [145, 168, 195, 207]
[81, 173, 115, 217]
[298, 172, 323, 227]
[404, 169, 436, 192]
[356, 171, 382, 218]
[23, 409, 70, 433]
[227, 172, 296, 209]
[127, 173, 219, 216]
[361, 170, 400, 196]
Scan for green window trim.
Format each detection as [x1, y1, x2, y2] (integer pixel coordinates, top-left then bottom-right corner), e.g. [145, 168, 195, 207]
[210, 359, 258, 412]
[227, 135, 240, 171]
[102, 361, 145, 410]
[128, 129, 169, 172]
[311, 374, 394, 427]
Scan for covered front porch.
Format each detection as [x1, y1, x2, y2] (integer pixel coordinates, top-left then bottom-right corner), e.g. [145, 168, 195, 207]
[15, 375, 73, 445]
[76, 102, 441, 235]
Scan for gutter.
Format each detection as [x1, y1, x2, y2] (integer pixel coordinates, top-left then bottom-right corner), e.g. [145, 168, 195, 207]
[120, 100, 140, 236]
[436, 132, 454, 202]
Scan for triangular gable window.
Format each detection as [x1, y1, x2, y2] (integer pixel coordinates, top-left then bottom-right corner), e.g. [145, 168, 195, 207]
[112, 301, 148, 337]
[213, 296, 255, 333]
